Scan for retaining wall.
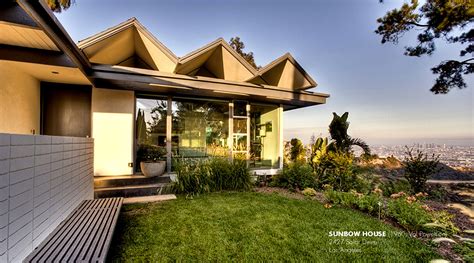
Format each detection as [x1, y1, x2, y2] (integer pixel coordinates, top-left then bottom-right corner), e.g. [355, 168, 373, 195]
[0, 134, 94, 262]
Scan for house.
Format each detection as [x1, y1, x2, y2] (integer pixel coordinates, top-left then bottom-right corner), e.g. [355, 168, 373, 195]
[0, 1, 330, 261]
[0, 0, 329, 178]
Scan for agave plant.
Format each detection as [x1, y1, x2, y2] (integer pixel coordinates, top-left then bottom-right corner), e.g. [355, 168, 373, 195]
[328, 112, 371, 155]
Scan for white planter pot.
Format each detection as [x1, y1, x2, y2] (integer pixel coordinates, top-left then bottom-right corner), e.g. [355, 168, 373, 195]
[140, 161, 166, 177]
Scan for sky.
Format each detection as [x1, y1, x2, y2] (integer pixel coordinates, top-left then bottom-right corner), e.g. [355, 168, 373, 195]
[55, 0, 473, 146]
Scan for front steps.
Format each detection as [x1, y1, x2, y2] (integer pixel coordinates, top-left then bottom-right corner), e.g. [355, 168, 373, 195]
[94, 175, 173, 198]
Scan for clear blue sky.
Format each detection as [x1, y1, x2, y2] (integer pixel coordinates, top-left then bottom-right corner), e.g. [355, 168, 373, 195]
[56, 0, 473, 145]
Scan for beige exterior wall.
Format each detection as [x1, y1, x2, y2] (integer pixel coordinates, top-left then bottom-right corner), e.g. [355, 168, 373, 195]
[0, 62, 40, 135]
[92, 88, 134, 176]
[278, 106, 284, 169]
[261, 106, 281, 167]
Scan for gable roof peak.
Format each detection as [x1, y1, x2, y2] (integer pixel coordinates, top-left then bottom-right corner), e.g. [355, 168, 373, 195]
[248, 52, 317, 90]
[76, 17, 179, 72]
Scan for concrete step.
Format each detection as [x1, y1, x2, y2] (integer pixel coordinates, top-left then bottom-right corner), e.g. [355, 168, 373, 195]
[94, 183, 173, 198]
[94, 175, 171, 189]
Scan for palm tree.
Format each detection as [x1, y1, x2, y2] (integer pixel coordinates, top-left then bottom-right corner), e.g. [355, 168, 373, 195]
[328, 112, 371, 155]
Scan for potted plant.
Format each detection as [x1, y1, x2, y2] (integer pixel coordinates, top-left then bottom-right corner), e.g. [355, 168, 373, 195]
[137, 144, 167, 177]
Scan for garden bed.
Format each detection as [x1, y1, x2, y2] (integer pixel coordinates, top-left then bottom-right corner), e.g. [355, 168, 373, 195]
[109, 192, 439, 262]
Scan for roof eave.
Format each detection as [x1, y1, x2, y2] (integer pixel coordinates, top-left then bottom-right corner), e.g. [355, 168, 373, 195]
[17, 0, 91, 75]
[90, 64, 328, 109]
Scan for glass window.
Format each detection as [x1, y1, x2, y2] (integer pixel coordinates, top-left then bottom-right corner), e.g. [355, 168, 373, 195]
[233, 118, 247, 133]
[233, 135, 248, 151]
[233, 101, 247, 117]
[172, 99, 229, 163]
[135, 97, 168, 172]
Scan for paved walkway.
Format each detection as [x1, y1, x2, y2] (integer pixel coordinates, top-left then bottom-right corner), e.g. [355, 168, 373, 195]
[123, 194, 177, 204]
[427, 180, 473, 184]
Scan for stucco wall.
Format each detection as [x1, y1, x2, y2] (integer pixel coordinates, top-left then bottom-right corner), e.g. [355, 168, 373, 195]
[0, 134, 94, 263]
[261, 107, 281, 167]
[92, 88, 134, 176]
[0, 63, 40, 135]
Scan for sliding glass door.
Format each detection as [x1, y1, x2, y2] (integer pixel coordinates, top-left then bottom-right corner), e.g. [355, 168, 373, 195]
[135, 97, 168, 172]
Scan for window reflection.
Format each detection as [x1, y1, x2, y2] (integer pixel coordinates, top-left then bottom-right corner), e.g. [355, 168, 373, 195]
[135, 98, 168, 172]
[172, 99, 229, 161]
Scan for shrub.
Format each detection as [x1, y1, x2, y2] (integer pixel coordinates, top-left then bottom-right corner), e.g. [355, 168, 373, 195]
[403, 147, 440, 193]
[209, 158, 251, 191]
[454, 242, 474, 263]
[302, 187, 317, 197]
[430, 210, 459, 235]
[316, 151, 359, 192]
[289, 138, 306, 163]
[324, 190, 357, 207]
[172, 158, 251, 196]
[173, 159, 212, 195]
[353, 172, 380, 194]
[270, 163, 315, 191]
[356, 194, 382, 215]
[136, 143, 166, 162]
[425, 184, 449, 202]
[387, 198, 433, 231]
[379, 179, 411, 197]
[324, 190, 382, 216]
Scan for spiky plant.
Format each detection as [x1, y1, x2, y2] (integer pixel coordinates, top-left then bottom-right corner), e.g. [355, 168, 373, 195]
[328, 112, 371, 155]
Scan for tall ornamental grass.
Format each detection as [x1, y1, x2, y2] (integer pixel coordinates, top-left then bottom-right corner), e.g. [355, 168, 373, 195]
[172, 157, 252, 196]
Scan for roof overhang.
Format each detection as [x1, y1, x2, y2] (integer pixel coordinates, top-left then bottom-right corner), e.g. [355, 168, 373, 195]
[15, 0, 91, 75]
[2, 1, 330, 111]
[91, 65, 329, 110]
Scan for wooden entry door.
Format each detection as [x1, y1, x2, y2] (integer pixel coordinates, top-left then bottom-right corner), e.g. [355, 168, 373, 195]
[41, 82, 92, 137]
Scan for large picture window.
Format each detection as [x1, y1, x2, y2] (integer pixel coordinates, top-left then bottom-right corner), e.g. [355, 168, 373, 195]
[135, 96, 280, 173]
[171, 98, 229, 162]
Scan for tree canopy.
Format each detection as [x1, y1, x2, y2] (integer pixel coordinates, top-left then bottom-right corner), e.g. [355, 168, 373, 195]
[229, 37, 260, 69]
[46, 0, 73, 13]
[376, 0, 473, 94]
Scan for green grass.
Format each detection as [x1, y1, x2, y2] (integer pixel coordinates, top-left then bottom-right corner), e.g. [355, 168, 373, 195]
[109, 192, 439, 262]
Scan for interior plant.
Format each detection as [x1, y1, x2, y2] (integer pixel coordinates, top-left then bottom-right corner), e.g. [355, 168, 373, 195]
[137, 144, 167, 177]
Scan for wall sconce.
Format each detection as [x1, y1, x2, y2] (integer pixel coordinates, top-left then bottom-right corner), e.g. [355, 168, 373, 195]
[258, 121, 272, 137]
[265, 121, 272, 132]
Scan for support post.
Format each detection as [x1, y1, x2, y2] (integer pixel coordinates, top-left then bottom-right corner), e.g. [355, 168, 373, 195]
[166, 97, 172, 173]
[278, 105, 284, 169]
[228, 102, 233, 161]
[246, 103, 251, 164]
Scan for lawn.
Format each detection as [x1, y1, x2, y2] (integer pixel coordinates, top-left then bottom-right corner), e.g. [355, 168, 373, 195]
[109, 192, 439, 262]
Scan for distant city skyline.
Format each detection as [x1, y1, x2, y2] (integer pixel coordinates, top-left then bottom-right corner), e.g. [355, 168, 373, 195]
[284, 127, 474, 146]
[55, 0, 473, 145]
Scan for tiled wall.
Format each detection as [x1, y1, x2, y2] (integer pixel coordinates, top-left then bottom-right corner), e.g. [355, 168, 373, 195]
[0, 134, 94, 263]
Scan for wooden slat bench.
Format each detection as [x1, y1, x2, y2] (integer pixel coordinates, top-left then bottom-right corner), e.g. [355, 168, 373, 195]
[25, 198, 123, 263]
